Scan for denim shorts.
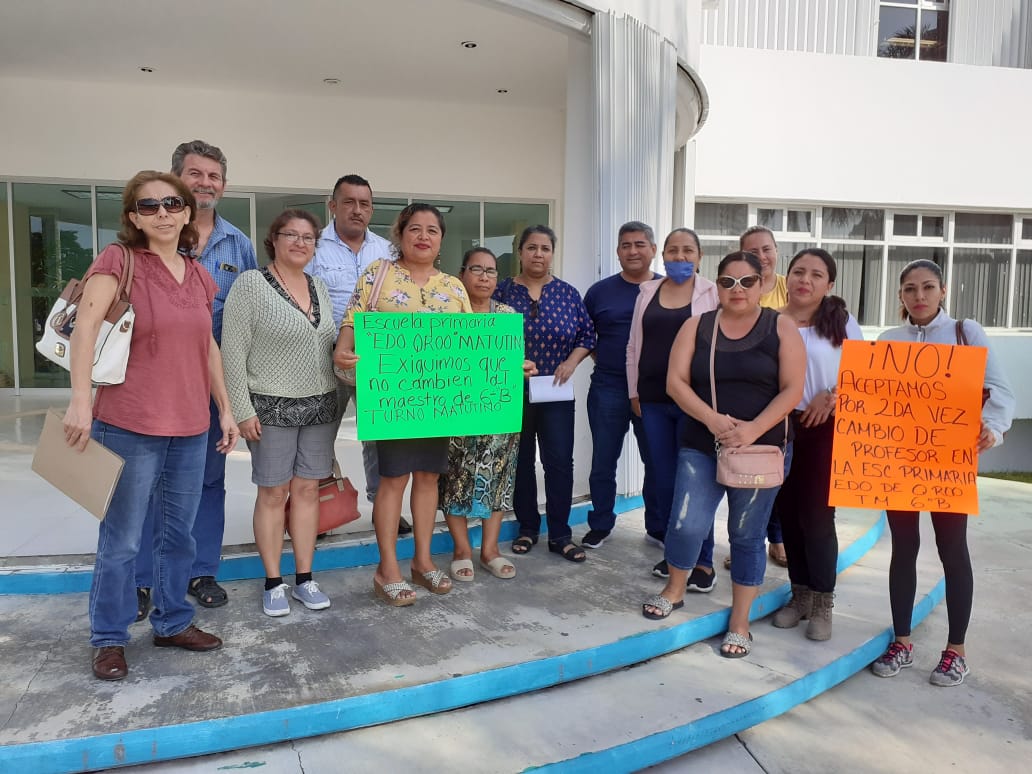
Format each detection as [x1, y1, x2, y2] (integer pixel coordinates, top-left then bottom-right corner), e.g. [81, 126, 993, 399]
[246, 421, 336, 487]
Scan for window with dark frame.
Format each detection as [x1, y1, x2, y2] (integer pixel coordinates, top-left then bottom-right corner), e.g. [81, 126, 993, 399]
[877, 1, 949, 62]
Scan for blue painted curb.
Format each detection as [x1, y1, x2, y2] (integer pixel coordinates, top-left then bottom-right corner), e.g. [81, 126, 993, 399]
[539, 572, 947, 773]
[0, 496, 641, 596]
[0, 512, 884, 773]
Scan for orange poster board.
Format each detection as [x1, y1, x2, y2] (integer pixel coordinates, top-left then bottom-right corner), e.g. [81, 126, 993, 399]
[829, 339, 987, 515]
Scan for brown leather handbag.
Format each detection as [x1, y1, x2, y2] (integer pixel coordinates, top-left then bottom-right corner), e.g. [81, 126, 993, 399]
[954, 320, 991, 407]
[284, 460, 360, 536]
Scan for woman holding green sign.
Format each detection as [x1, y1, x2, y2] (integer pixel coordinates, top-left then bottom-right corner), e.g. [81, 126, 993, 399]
[335, 203, 472, 606]
[440, 247, 538, 582]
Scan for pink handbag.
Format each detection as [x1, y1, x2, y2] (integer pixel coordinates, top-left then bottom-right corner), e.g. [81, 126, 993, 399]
[707, 309, 786, 489]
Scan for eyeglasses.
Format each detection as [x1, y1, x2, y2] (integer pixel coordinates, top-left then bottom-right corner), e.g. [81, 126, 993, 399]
[463, 265, 498, 277]
[715, 274, 762, 290]
[135, 196, 187, 216]
[529, 299, 540, 319]
[277, 231, 317, 246]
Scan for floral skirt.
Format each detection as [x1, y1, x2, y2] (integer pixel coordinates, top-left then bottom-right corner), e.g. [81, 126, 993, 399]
[439, 432, 519, 519]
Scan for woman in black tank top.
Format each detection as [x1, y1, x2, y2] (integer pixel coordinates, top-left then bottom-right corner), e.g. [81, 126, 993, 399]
[641, 251, 806, 659]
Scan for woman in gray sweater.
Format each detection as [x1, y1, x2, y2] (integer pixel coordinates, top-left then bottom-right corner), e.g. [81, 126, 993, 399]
[222, 209, 338, 618]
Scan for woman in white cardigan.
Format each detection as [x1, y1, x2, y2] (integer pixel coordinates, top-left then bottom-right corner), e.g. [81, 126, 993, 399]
[626, 228, 719, 586]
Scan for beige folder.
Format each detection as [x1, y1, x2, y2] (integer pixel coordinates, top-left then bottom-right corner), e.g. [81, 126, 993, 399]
[31, 409, 125, 520]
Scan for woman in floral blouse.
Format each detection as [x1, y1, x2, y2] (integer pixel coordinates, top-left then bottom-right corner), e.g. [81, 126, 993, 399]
[494, 225, 596, 563]
[334, 203, 472, 606]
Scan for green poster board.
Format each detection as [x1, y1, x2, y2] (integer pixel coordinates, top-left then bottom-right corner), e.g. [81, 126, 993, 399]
[354, 312, 525, 441]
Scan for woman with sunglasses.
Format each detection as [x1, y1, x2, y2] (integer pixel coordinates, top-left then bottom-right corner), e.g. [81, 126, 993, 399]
[64, 171, 238, 681]
[494, 225, 596, 563]
[439, 247, 538, 582]
[870, 259, 1014, 686]
[642, 251, 805, 660]
[768, 249, 862, 642]
[626, 228, 719, 587]
[221, 209, 338, 617]
[334, 203, 472, 606]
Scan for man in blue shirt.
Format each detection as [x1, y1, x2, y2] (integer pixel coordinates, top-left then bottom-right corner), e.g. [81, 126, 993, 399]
[307, 175, 401, 527]
[581, 221, 662, 550]
[135, 140, 258, 618]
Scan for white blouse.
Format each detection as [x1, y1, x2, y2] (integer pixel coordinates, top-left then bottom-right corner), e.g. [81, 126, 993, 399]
[797, 314, 864, 409]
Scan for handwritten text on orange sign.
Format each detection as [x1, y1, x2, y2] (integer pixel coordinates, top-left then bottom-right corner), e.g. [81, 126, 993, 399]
[829, 339, 986, 515]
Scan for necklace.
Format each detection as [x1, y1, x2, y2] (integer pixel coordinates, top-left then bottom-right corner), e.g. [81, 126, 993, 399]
[271, 263, 312, 319]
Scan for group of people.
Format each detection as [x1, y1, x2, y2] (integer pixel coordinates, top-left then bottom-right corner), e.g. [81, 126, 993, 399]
[63, 140, 1014, 689]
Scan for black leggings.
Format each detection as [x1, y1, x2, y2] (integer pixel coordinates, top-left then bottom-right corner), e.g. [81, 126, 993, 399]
[886, 511, 972, 644]
[771, 415, 838, 593]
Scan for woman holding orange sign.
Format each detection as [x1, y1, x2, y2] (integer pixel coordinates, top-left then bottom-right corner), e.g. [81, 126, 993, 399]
[870, 259, 1014, 687]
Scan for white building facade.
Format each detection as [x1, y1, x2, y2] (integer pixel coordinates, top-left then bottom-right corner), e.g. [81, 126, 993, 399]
[0, 0, 709, 501]
[691, 0, 1032, 471]
[1, 0, 1027, 498]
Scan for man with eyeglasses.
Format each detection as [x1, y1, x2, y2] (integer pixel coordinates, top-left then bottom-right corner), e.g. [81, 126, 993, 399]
[580, 221, 663, 551]
[134, 140, 258, 619]
[307, 175, 402, 528]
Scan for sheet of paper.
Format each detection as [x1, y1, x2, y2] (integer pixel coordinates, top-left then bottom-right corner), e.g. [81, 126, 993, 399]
[31, 409, 125, 520]
[528, 374, 575, 404]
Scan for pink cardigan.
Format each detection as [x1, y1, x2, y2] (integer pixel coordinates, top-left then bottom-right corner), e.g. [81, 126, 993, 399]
[625, 275, 720, 399]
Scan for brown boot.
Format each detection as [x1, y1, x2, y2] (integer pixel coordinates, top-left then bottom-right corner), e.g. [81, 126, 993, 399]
[806, 591, 835, 641]
[772, 584, 812, 629]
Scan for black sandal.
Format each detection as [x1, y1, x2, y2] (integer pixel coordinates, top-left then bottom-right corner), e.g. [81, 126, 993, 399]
[548, 538, 586, 563]
[187, 576, 228, 608]
[135, 587, 151, 622]
[512, 536, 537, 555]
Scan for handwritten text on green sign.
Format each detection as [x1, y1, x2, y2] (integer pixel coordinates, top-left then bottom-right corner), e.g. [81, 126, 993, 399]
[354, 312, 525, 440]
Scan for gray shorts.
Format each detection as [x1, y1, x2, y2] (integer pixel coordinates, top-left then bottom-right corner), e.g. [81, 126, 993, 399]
[246, 422, 336, 487]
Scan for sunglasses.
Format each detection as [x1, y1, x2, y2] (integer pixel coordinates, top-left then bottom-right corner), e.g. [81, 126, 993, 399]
[715, 274, 762, 290]
[135, 196, 187, 216]
[529, 299, 540, 319]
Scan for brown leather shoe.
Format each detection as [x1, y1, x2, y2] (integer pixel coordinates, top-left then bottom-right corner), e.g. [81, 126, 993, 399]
[153, 624, 222, 651]
[92, 646, 128, 680]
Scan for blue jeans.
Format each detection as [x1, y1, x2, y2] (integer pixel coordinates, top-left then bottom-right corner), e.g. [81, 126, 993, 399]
[665, 445, 793, 586]
[136, 400, 225, 586]
[639, 402, 714, 567]
[586, 381, 661, 534]
[513, 396, 575, 543]
[90, 421, 206, 647]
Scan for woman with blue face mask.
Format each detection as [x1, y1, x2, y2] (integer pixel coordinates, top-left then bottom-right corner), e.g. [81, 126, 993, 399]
[626, 228, 720, 587]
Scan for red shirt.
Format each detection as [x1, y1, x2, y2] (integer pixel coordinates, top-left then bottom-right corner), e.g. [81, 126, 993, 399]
[87, 243, 217, 436]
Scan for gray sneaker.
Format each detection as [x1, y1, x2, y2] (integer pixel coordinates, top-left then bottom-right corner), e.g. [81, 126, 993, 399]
[929, 649, 969, 687]
[263, 583, 291, 617]
[292, 580, 331, 610]
[871, 641, 913, 677]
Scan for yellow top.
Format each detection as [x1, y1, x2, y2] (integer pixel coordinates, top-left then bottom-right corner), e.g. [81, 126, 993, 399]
[342, 258, 472, 327]
[760, 274, 788, 309]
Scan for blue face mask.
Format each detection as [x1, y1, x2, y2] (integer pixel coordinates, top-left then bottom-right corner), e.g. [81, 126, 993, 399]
[664, 261, 695, 284]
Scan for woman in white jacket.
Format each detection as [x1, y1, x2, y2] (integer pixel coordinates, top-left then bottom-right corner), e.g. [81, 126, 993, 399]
[870, 259, 1015, 687]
